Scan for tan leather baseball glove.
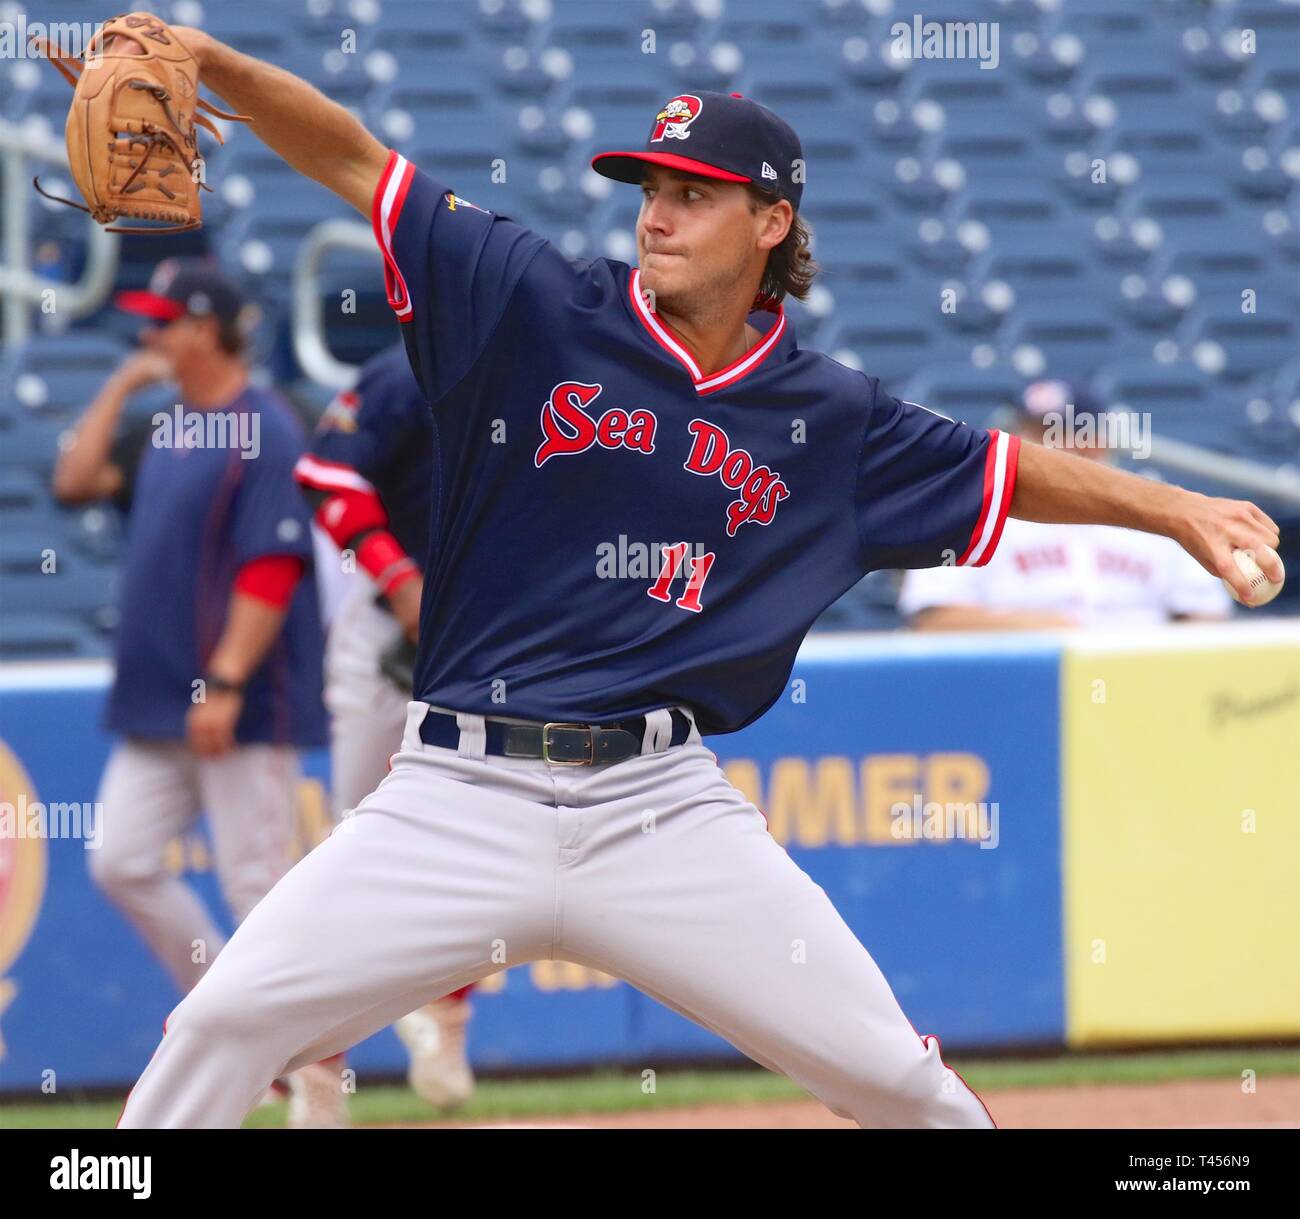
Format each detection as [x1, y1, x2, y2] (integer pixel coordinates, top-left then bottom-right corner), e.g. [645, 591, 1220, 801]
[33, 12, 249, 233]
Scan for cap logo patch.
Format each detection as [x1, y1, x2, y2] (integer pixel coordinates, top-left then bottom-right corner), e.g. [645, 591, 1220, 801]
[148, 258, 181, 294]
[761, 161, 778, 180]
[651, 94, 703, 143]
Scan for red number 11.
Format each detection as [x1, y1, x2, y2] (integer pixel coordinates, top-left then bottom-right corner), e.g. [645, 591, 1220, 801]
[647, 542, 716, 613]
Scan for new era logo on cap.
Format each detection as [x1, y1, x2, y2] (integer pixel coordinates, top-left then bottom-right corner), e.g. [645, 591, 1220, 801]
[591, 90, 805, 211]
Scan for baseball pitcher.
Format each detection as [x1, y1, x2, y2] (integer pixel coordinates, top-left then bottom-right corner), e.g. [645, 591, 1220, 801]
[95, 20, 1280, 1129]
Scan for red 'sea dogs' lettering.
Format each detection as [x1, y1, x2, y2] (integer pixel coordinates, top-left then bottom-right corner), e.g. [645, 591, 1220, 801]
[534, 382, 657, 468]
[683, 419, 790, 536]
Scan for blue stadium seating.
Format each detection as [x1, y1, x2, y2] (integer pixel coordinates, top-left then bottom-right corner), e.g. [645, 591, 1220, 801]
[3, 0, 1297, 652]
[0, 536, 119, 619]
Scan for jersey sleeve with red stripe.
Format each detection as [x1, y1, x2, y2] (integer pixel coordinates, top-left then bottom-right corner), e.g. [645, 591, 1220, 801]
[372, 151, 549, 403]
[855, 384, 1020, 571]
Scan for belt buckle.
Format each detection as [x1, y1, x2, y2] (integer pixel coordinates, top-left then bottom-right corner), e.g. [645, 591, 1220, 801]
[541, 722, 593, 765]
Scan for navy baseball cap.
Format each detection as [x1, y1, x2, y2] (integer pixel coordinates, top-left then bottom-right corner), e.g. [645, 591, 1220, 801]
[116, 258, 247, 325]
[1015, 379, 1107, 423]
[592, 90, 805, 211]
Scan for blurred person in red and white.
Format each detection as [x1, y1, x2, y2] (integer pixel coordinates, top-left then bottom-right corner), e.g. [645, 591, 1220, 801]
[898, 381, 1233, 631]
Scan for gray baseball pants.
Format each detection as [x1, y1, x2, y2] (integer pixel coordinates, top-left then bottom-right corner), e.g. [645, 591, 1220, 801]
[118, 702, 994, 1129]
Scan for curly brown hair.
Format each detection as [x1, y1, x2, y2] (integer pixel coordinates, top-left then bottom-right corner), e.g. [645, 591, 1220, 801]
[746, 184, 819, 306]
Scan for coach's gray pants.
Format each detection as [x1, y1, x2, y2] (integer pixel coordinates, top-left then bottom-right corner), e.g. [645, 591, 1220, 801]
[92, 741, 299, 993]
[118, 704, 994, 1129]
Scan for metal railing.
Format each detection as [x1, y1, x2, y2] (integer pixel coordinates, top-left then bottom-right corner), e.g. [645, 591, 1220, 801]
[0, 116, 119, 347]
[291, 218, 379, 390]
[1147, 436, 1300, 508]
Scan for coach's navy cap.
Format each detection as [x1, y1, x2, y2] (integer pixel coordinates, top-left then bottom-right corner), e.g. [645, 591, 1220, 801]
[116, 258, 247, 325]
[1016, 379, 1106, 423]
[592, 90, 805, 211]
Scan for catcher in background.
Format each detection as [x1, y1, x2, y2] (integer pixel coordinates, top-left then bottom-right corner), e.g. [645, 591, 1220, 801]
[51, 258, 341, 1127]
[295, 343, 476, 1111]
[899, 381, 1233, 631]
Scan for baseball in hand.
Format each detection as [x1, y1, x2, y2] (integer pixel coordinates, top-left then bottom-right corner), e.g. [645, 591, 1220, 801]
[1222, 548, 1285, 608]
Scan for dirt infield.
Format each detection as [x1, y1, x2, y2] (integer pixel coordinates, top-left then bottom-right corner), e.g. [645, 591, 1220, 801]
[442, 1076, 1300, 1129]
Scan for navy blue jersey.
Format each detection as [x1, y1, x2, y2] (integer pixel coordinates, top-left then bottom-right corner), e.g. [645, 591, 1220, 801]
[373, 153, 1020, 735]
[298, 343, 435, 562]
[106, 386, 328, 747]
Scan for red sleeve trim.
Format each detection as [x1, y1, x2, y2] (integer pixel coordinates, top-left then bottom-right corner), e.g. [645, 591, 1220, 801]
[294, 453, 377, 495]
[381, 559, 421, 599]
[956, 430, 1020, 568]
[373, 149, 417, 323]
[234, 554, 304, 609]
[357, 530, 419, 597]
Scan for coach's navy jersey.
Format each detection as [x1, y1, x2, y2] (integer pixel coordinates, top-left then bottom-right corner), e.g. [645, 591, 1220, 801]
[299, 343, 435, 562]
[105, 386, 328, 747]
[374, 152, 1020, 735]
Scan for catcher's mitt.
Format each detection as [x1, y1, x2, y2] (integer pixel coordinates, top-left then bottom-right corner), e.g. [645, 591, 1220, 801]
[379, 636, 419, 698]
[33, 12, 248, 233]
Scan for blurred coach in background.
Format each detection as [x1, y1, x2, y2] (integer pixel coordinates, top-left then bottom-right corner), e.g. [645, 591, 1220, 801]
[52, 258, 338, 1126]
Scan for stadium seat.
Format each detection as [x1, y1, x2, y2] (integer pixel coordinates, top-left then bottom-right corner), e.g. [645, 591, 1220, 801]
[974, 235, 1095, 302]
[737, 54, 839, 107]
[819, 315, 973, 387]
[368, 1, 477, 57]
[13, 332, 128, 380]
[1119, 174, 1236, 244]
[472, 0, 534, 43]
[1180, 302, 1299, 382]
[0, 613, 109, 660]
[718, 0, 825, 44]
[199, 3, 293, 59]
[1092, 357, 1220, 411]
[1211, 85, 1285, 144]
[899, 363, 1027, 431]
[0, 537, 118, 616]
[0, 468, 47, 513]
[1227, 3, 1300, 70]
[546, 0, 656, 57]
[0, 410, 69, 472]
[1100, 111, 1209, 173]
[932, 101, 1038, 165]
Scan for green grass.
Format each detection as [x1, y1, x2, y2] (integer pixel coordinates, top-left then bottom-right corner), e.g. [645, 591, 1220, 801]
[3, 1047, 1296, 1129]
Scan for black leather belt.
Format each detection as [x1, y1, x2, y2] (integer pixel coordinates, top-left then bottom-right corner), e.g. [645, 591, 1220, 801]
[419, 707, 692, 765]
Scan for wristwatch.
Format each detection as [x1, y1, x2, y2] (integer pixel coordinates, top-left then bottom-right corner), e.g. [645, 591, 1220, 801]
[205, 672, 245, 695]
